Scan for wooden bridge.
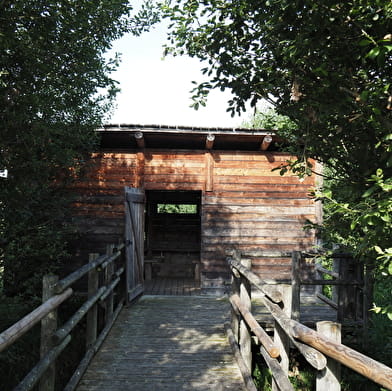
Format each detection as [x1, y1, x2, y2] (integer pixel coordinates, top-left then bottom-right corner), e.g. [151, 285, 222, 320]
[76, 296, 246, 391]
[1, 241, 392, 391]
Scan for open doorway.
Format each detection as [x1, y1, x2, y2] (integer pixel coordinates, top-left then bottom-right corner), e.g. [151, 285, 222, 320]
[144, 190, 201, 294]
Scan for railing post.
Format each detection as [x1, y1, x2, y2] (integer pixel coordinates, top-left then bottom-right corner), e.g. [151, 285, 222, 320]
[239, 255, 252, 372]
[231, 255, 241, 344]
[105, 244, 115, 323]
[362, 260, 373, 349]
[332, 256, 339, 305]
[272, 284, 292, 391]
[337, 256, 349, 322]
[39, 274, 58, 391]
[291, 251, 301, 322]
[316, 321, 341, 391]
[86, 253, 99, 349]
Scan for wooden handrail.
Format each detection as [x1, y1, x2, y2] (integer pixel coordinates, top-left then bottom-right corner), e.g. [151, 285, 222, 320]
[315, 263, 339, 278]
[54, 253, 108, 293]
[13, 336, 71, 391]
[53, 287, 107, 344]
[228, 258, 282, 303]
[0, 288, 73, 353]
[3, 240, 128, 391]
[228, 255, 392, 391]
[230, 293, 279, 358]
[291, 322, 392, 390]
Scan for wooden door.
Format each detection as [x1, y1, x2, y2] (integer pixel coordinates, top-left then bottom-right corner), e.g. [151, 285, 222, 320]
[125, 187, 145, 301]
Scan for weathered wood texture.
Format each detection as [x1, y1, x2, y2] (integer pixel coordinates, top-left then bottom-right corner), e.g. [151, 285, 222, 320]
[76, 296, 247, 391]
[144, 277, 201, 296]
[71, 150, 318, 289]
[252, 293, 337, 330]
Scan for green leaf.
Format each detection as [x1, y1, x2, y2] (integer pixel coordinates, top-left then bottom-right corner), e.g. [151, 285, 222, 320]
[362, 186, 377, 198]
[366, 47, 380, 59]
[359, 39, 371, 46]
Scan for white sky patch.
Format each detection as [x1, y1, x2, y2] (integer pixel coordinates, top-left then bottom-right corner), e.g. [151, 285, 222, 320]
[104, 16, 259, 127]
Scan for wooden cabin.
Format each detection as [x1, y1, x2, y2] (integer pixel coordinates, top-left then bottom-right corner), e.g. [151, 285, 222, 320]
[71, 125, 321, 294]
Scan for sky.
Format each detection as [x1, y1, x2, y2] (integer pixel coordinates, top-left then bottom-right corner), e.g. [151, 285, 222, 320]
[105, 18, 262, 128]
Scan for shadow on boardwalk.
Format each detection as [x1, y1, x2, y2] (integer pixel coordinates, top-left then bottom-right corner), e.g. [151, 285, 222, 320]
[76, 296, 246, 391]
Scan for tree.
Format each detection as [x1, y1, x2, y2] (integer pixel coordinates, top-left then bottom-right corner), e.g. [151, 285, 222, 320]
[0, 1, 137, 295]
[162, 0, 392, 315]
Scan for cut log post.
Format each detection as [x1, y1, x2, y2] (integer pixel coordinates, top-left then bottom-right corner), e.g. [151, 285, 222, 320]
[39, 275, 58, 391]
[86, 253, 99, 349]
[272, 284, 292, 391]
[105, 244, 115, 323]
[291, 251, 301, 321]
[316, 321, 341, 391]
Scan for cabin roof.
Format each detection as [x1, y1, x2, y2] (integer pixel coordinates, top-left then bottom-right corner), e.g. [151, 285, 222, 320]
[98, 124, 282, 151]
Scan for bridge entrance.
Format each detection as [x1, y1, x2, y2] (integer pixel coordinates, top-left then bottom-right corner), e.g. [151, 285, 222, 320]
[144, 190, 201, 286]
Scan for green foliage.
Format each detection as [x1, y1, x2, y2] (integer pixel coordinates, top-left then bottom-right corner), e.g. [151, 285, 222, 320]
[162, 0, 391, 177]
[0, 294, 40, 389]
[252, 362, 272, 390]
[0, 1, 142, 295]
[312, 168, 392, 318]
[242, 108, 299, 145]
[162, 0, 392, 317]
[157, 203, 197, 214]
[242, 108, 297, 131]
[0, 294, 87, 390]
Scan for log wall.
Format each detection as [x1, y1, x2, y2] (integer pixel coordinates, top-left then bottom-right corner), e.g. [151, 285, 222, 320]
[71, 150, 319, 290]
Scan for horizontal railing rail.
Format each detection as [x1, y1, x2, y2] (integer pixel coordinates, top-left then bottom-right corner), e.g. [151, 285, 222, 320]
[0, 240, 130, 391]
[292, 251, 367, 324]
[227, 253, 392, 391]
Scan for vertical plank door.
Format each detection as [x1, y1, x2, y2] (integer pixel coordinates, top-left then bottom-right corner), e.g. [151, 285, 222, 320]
[125, 187, 145, 302]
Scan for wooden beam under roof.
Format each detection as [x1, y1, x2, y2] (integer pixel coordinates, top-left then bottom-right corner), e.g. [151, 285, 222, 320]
[134, 132, 145, 148]
[260, 135, 273, 151]
[205, 134, 215, 150]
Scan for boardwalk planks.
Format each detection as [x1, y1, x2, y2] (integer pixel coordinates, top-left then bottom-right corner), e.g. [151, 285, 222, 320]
[76, 296, 247, 391]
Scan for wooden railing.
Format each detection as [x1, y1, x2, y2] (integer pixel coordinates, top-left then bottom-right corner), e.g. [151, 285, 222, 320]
[292, 252, 368, 325]
[0, 240, 129, 391]
[227, 253, 392, 391]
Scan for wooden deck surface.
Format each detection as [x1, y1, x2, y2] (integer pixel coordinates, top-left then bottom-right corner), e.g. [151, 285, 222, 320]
[76, 296, 246, 391]
[144, 278, 337, 326]
[144, 278, 201, 296]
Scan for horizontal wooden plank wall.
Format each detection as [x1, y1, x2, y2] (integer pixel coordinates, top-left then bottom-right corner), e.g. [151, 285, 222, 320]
[202, 151, 317, 290]
[70, 150, 318, 289]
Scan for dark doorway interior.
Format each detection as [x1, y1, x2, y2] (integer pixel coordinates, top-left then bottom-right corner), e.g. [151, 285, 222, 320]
[145, 191, 201, 285]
